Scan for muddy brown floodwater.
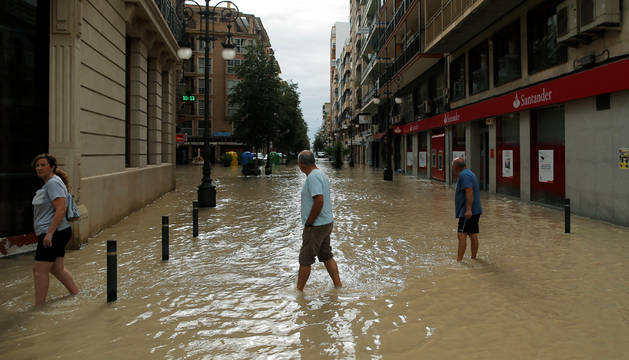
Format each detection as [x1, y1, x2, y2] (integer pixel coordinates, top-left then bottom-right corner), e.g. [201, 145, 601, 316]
[1, 163, 628, 359]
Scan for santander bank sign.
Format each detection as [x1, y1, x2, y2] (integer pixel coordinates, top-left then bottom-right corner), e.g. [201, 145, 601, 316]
[513, 88, 553, 109]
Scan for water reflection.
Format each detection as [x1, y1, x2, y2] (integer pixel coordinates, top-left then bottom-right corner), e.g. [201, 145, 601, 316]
[1, 162, 629, 359]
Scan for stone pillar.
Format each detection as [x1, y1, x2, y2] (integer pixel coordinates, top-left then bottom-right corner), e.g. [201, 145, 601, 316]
[147, 57, 162, 165]
[488, 122, 497, 193]
[161, 64, 174, 163]
[466, 121, 482, 181]
[426, 130, 432, 179]
[128, 38, 148, 167]
[412, 132, 419, 176]
[49, 0, 89, 247]
[519, 110, 531, 201]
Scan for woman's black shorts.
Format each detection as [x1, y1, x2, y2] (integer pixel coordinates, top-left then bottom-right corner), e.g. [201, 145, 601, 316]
[458, 215, 480, 234]
[34, 227, 72, 262]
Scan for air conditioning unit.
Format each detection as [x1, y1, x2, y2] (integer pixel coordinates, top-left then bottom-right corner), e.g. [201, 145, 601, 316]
[424, 100, 433, 115]
[557, 0, 579, 44]
[580, 0, 620, 33]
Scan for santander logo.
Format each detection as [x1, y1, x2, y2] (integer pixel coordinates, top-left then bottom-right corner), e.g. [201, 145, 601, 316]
[443, 112, 460, 124]
[513, 88, 552, 110]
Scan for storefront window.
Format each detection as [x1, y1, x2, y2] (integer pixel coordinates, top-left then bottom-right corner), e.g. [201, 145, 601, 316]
[0, 0, 49, 237]
[493, 20, 521, 86]
[450, 55, 466, 101]
[498, 114, 520, 145]
[469, 41, 489, 95]
[527, 1, 567, 74]
[536, 106, 565, 145]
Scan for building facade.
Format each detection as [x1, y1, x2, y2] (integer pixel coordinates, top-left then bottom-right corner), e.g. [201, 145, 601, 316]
[175, 6, 272, 163]
[1, 0, 181, 257]
[338, 0, 629, 226]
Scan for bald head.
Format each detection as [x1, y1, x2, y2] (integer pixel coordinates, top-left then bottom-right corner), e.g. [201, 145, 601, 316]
[298, 150, 315, 166]
[452, 157, 466, 177]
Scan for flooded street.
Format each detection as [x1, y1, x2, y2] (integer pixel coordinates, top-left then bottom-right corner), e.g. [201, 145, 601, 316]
[1, 162, 628, 359]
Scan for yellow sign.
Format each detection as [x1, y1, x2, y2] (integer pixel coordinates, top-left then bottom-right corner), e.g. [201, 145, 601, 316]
[620, 148, 629, 170]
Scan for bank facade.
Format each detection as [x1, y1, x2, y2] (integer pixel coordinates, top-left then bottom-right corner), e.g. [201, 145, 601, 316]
[1, 0, 182, 256]
[344, 0, 629, 226]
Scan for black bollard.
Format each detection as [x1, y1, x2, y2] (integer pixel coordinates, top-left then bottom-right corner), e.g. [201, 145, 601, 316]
[162, 216, 169, 260]
[107, 240, 117, 302]
[193, 201, 199, 238]
[564, 198, 571, 234]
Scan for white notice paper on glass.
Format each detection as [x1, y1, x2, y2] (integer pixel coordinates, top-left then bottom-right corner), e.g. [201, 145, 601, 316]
[419, 152, 427, 168]
[502, 150, 513, 178]
[406, 152, 415, 167]
[453, 151, 466, 161]
[538, 149, 554, 183]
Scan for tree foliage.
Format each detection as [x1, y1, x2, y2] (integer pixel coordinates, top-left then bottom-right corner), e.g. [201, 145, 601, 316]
[313, 127, 326, 152]
[229, 42, 310, 155]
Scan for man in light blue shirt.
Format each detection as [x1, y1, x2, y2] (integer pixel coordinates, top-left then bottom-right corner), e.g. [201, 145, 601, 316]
[297, 150, 342, 291]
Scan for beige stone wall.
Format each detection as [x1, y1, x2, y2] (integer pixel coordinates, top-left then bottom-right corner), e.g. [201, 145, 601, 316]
[79, 0, 127, 177]
[81, 164, 175, 235]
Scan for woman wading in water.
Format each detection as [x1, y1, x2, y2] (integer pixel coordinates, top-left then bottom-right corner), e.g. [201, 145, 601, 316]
[31, 154, 79, 305]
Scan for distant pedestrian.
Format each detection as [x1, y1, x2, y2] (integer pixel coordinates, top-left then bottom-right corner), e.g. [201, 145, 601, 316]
[296, 150, 342, 291]
[31, 154, 80, 305]
[452, 157, 483, 262]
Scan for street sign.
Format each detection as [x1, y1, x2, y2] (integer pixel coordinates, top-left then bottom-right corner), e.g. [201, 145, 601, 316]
[176, 134, 186, 143]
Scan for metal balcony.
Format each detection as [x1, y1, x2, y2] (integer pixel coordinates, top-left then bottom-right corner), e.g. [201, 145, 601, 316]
[424, 0, 525, 53]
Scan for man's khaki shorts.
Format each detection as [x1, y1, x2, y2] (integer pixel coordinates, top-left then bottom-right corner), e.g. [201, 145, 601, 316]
[299, 222, 334, 266]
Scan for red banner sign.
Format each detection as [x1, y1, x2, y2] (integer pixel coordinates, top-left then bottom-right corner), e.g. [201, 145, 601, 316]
[176, 134, 186, 143]
[394, 58, 629, 135]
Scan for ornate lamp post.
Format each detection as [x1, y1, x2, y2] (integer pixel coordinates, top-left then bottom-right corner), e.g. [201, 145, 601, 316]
[179, 0, 240, 207]
[373, 63, 402, 181]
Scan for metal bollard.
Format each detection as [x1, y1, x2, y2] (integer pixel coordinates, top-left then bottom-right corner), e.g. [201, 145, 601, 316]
[107, 240, 117, 302]
[193, 201, 199, 238]
[564, 198, 571, 234]
[162, 216, 169, 260]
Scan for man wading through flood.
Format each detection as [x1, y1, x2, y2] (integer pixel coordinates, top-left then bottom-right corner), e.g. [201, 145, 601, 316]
[296, 150, 342, 291]
[452, 157, 483, 262]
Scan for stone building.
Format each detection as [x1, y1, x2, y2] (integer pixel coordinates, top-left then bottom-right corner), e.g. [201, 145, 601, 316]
[1, 0, 181, 256]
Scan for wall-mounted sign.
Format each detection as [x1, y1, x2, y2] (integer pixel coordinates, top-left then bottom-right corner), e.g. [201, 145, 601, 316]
[359, 114, 371, 124]
[406, 152, 414, 168]
[175, 134, 186, 143]
[619, 148, 629, 170]
[182, 95, 196, 102]
[502, 150, 513, 178]
[538, 150, 554, 183]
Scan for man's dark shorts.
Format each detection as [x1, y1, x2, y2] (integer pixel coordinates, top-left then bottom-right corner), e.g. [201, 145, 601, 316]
[458, 215, 480, 234]
[299, 222, 334, 266]
[34, 227, 72, 262]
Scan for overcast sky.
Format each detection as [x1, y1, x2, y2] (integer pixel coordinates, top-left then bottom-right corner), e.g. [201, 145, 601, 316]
[210, 0, 351, 144]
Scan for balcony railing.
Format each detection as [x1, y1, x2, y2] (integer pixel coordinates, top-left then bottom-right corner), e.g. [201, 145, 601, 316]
[379, 0, 413, 48]
[154, 0, 183, 42]
[425, 0, 480, 50]
[361, 86, 378, 106]
[378, 33, 420, 89]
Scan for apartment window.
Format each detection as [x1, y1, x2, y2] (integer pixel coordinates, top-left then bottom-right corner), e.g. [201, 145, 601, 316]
[450, 55, 465, 101]
[198, 57, 211, 74]
[198, 78, 205, 94]
[180, 120, 193, 136]
[469, 41, 489, 95]
[227, 79, 241, 96]
[198, 100, 205, 115]
[227, 59, 242, 74]
[494, 20, 521, 86]
[527, 1, 567, 74]
[197, 119, 208, 136]
[227, 104, 240, 117]
[197, 39, 212, 51]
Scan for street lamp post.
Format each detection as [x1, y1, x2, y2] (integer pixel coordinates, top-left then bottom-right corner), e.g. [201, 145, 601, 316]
[179, 0, 240, 207]
[373, 63, 401, 181]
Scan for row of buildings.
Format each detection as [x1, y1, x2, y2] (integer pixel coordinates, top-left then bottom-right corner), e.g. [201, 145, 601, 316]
[325, 0, 629, 226]
[0, 0, 273, 257]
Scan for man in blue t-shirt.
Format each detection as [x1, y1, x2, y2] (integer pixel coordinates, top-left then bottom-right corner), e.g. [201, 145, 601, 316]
[296, 150, 342, 291]
[452, 157, 483, 262]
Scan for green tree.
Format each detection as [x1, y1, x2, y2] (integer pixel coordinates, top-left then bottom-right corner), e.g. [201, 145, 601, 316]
[313, 127, 326, 152]
[229, 42, 281, 151]
[229, 43, 310, 157]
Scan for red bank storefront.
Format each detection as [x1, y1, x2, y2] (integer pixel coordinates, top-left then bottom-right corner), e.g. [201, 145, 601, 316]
[392, 58, 629, 204]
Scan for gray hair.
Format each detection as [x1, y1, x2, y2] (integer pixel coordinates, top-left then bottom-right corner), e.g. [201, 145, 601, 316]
[298, 150, 316, 166]
[452, 157, 466, 169]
